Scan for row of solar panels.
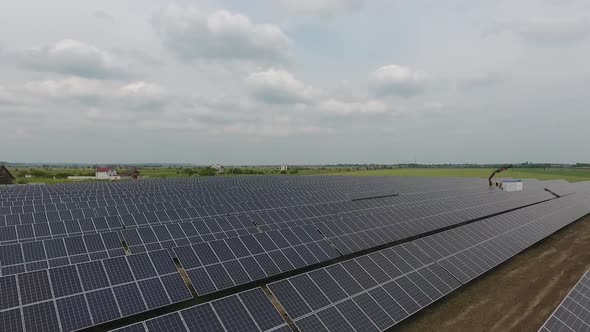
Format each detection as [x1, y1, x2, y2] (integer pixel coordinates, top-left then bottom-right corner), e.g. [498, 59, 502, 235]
[0, 189, 552, 277]
[539, 268, 590, 331]
[0, 178, 492, 219]
[0, 177, 587, 332]
[107, 193, 590, 332]
[0, 185, 548, 249]
[0, 176, 468, 205]
[0, 249, 192, 332]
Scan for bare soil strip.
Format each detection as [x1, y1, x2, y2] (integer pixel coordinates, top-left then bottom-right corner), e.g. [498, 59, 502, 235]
[396, 215, 590, 332]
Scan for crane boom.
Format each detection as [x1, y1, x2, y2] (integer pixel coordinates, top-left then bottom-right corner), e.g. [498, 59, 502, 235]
[488, 165, 513, 186]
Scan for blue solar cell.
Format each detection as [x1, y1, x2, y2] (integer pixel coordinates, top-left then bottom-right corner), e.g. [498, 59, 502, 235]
[295, 314, 329, 332]
[65, 220, 82, 234]
[102, 232, 122, 250]
[161, 273, 192, 303]
[56, 294, 93, 332]
[86, 288, 122, 324]
[128, 253, 157, 280]
[44, 239, 67, 259]
[187, 268, 216, 296]
[238, 257, 265, 282]
[113, 283, 147, 316]
[83, 234, 106, 253]
[268, 250, 294, 272]
[22, 241, 46, 262]
[212, 294, 259, 332]
[254, 253, 281, 276]
[0, 275, 19, 310]
[181, 304, 225, 332]
[0, 225, 17, 242]
[0, 243, 24, 265]
[64, 236, 87, 255]
[103, 256, 135, 285]
[290, 274, 331, 311]
[22, 301, 60, 332]
[239, 288, 286, 331]
[316, 306, 355, 332]
[33, 223, 51, 237]
[148, 250, 177, 275]
[77, 261, 110, 291]
[325, 264, 363, 296]
[173, 245, 201, 269]
[145, 312, 187, 332]
[223, 260, 252, 285]
[18, 270, 53, 305]
[269, 280, 312, 319]
[191, 243, 219, 265]
[49, 221, 67, 237]
[207, 264, 234, 291]
[0, 309, 23, 332]
[224, 237, 251, 258]
[253, 233, 278, 251]
[209, 240, 236, 262]
[336, 299, 379, 332]
[239, 235, 265, 255]
[139, 278, 170, 309]
[49, 265, 83, 298]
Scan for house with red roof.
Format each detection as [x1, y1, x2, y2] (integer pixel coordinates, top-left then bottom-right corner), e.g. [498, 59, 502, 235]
[95, 167, 117, 180]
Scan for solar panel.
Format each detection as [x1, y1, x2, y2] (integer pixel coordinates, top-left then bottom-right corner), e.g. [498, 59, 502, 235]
[138, 278, 171, 309]
[540, 269, 590, 332]
[56, 294, 93, 331]
[113, 283, 147, 316]
[86, 288, 122, 324]
[1, 175, 589, 332]
[22, 301, 61, 332]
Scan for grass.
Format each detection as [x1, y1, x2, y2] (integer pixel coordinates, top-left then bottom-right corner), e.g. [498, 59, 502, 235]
[326, 168, 590, 182]
[4, 166, 590, 185]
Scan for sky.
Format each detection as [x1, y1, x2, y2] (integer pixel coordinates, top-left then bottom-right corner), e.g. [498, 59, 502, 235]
[1, 0, 589, 165]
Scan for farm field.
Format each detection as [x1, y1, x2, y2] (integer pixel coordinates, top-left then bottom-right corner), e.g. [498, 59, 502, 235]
[329, 168, 590, 183]
[5, 166, 590, 185]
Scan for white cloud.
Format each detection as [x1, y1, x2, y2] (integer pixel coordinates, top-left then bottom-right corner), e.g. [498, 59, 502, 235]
[24, 77, 168, 110]
[317, 98, 389, 115]
[246, 69, 318, 104]
[280, 0, 363, 17]
[16, 39, 133, 79]
[152, 6, 292, 63]
[370, 64, 425, 97]
[490, 18, 590, 45]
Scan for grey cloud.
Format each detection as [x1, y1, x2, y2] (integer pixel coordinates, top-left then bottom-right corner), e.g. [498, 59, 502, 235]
[280, 0, 363, 17]
[489, 18, 590, 45]
[151, 6, 292, 63]
[92, 10, 116, 23]
[23, 78, 169, 112]
[14, 39, 134, 79]
[370, 65, 425, 97]
[246, 69, 317, 104]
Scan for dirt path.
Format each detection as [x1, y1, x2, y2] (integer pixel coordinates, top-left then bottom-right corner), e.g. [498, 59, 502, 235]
[396, 215, 590, 332]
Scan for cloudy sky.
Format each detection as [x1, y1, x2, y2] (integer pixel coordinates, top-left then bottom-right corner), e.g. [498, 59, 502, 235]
[1, 0, 589, 164]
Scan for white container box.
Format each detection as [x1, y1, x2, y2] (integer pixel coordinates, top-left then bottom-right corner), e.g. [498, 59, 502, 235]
[502, 180, 523, 192]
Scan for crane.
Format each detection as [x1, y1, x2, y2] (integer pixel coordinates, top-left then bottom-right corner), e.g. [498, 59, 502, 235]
[488, 165, 512, 186]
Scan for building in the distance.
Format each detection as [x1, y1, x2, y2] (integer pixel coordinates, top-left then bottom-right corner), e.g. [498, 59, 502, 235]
[95, 167, 117, 180]
[211, 164, 225, 174]
[280, 164, 289, 171]
[0, 165, 15, 184]
[119, 168, 140, 180]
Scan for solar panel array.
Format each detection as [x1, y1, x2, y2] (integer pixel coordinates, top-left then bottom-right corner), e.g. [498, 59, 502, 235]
[540, 269, 590, 332]
[1, 176, 589, 332]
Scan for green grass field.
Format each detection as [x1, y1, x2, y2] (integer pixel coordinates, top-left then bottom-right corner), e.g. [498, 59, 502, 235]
[327, 168, 590, 182]
[4, 166, 590, 185]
